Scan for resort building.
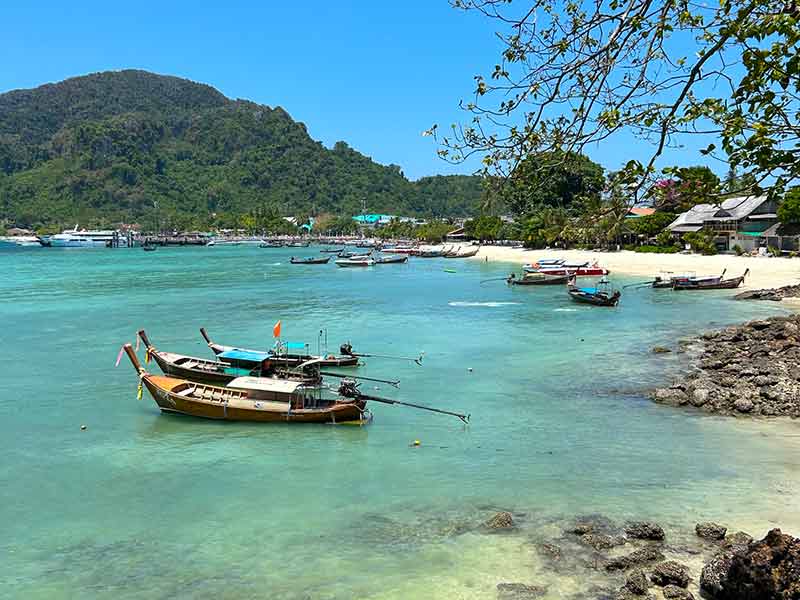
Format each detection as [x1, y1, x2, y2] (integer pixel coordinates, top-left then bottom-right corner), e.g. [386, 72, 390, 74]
[667, 195, 784, 252]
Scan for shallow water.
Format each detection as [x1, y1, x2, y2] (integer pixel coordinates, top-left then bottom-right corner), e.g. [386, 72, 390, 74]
[1, 246, 798, 599]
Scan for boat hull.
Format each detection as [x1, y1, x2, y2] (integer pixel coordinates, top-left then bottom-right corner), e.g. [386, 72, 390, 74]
[143, 376, 365, 423]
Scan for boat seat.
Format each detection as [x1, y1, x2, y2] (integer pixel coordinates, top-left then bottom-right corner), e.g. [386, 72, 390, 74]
[212, 391, 224, 402]
[201, 388, 214, 400]
[177, 386, 195, 397]
[183, 361, 198, 369]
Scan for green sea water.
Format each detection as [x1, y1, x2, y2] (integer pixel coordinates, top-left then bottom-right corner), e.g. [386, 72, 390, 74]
[2, 246, 799, 599]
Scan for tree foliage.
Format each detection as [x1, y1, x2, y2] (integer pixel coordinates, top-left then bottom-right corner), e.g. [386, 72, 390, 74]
[437, 1, 800, 201]
[778, 187, 800, 224]
[0, 71, 485, 229]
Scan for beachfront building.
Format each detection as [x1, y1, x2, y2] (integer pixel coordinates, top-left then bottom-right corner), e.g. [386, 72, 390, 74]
[667, 195, 780, 252]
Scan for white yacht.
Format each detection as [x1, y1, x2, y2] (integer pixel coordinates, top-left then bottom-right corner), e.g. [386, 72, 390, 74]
[47, 226, 129, 248]
[0, 235, 41, 248]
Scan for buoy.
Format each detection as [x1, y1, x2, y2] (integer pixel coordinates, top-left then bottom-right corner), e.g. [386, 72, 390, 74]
[80, 425, 87, 431]
[413, 440, 421, 446]
[468, 367, 473, 372]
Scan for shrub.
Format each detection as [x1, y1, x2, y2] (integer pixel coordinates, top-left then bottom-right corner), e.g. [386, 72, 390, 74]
[633, 245, 679, 253]
[733, 244, 744, 256]
[768, 245, 782, 257]
[683, 230, 718, 255]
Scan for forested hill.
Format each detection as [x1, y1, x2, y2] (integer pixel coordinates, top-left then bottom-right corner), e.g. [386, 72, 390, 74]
[0, 70, 484, 229]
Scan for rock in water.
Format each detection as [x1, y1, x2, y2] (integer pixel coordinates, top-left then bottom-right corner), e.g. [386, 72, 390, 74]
[605, 547, 666, 571]
[578, 533, 627, 550]
[650, 561, 691, 588]
[625, 521, 666, 541]
[624, 569, 649, 594]
[484, 511, 514, 531]
[535, 542, 562, 561]
[652, 346, 672, 353]
[700, 551, 735, 598]
[716, 528, 800, 599]
[695, 522, 727, 540]
[662, 585, 695, 599]
[496, 582, 547, 599]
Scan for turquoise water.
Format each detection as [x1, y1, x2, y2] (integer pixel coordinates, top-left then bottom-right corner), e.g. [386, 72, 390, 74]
[2, 246, 799, 599]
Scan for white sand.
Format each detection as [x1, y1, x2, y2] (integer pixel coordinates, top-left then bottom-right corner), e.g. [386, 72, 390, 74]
[468, 246, 800, 293]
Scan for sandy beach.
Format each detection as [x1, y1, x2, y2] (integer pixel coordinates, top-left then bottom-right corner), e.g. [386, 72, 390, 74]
[470, 246, 800, 293]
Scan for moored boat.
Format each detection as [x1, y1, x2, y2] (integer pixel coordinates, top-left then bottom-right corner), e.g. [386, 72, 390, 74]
[525, 258, 608, 277]
[567, 275, 621, 306]
[373, 254, 408, 264]
[507, 272, 570, 286]
[672, 269, 749, 290]
[336, 257, 376, 267]
[444, 246, 481, 258]
[199, 328, 361, 368]
[120, 344, 369, 423]
[290, 256, 331, 265]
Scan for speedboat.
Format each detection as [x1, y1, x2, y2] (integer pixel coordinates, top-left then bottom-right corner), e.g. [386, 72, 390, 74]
[524, 258, 608, 276]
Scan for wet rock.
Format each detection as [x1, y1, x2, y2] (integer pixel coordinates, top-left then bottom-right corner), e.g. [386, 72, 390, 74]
[496, 582, 547, 599]
[578, 533, 627, 551]
[605, 547, 665, 572]
[722, 531, 753, 550]
[535, 542, 562, 562]
[568, 522, 595, 536]
[485, 511, 514, 531]
[691, 389, 709, 407]
[734, 397, 754, 413]
[700, 551, 734, 598]
[625, 522, 665, 541]
[624, 569, 649, 594]
[735, 284, 800, 302]
[614, 590, 654, 600]
[695, 522, 727, 541]
[652, 346, 672, 354]
[652, 388, 689, 406]
[716, 528, 800, 599]
[662, 585, 694, 599]
[650, 561, 690, 588]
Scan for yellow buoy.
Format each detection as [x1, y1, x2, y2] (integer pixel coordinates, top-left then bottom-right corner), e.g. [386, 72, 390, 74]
[413, 440, 421, 446]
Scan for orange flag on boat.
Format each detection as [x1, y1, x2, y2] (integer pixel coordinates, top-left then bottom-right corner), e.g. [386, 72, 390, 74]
[273, 320, 282, 338]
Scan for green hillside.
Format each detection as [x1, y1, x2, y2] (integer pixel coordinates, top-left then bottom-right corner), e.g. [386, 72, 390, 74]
[0, 70, 484, 230]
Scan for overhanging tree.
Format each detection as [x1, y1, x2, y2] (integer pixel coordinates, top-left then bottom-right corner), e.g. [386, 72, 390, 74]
[434, 1, 800, 202]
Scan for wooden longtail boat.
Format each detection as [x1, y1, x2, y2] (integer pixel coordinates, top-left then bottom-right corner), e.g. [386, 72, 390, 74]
[373, 254, 408, 264]
[320, 247, 344, 253]
[199, 328, 361, 368]
[653, 269, 725, 289]
[136, 330, 320, 386]
[444, 246, 480, 258]
[507, 272, 570, 286]
[259, 241, 283, 248]
[672, 269, 749, 290]
[290, 256, 330, 264]
[335, 257, 375, 267]
[121, 344, 369, 423]
[567, 275, 621, 306]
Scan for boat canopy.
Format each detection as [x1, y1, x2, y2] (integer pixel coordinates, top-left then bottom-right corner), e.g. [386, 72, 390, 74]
[219, 349, 271, 362]
[227, 377, 307, 394]
[273, 341, 308, 351]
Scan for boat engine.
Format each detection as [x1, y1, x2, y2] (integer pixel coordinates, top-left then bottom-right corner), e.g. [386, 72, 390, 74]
[338, 379, 360, 398]
[340, 343, 354, 356]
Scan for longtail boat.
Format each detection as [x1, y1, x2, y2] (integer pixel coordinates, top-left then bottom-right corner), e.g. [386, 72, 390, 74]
[524, 258, 609, 276]
[672, 269, 749, 290]
[290, 256, 330, 264]
[199, 328, 360, 368]
[444, 246, 480, 258]
[653, 269, 725, 289]
[373, 254, 408, 264]
[120, 344, 369, 423]
[335, 257, 375, 267]
[136, 330, 320, 386]
[567, 275, 621, 306]
[507, 272, 570, 286]
[320, 247, 344, 253]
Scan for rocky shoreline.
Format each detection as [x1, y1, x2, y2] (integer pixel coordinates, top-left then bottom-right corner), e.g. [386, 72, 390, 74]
[481, 511, 799, 599]
[734, 283, 800, 302]
[651, 315, 800, 418]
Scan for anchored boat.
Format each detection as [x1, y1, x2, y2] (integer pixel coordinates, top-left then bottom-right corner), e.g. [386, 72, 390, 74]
[672, 269, 749, 290]
[290, 256, 331, 264]
[507, 272, 570, 286]
[567, 275, 621, 306]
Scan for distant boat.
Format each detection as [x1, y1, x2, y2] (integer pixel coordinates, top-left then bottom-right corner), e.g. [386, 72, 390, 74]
[525, 258, 608, 277]
[143, 244, 157, 252]
[373, 254, 408, 264]
[507, 272, 569, 286]
[444, 246, 480, 258]
[320, 247, 344, 253]
[205, 240, 216, 247]
[652, 270, 724, 289]
[0, 236, 41, 248]
[260, 241, 283, 248]
[336, 257, 376, 267]
[290, 256, 331, 265]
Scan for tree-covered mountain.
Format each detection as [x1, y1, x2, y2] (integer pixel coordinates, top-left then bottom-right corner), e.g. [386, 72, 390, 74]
[0, 70, 484, 230]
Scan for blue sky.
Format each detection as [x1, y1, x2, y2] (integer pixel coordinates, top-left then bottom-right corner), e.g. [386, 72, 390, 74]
[0, 0, 719, 180]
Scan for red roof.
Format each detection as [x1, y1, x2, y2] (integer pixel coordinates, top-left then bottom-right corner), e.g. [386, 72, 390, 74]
[628, 207, 656, 217]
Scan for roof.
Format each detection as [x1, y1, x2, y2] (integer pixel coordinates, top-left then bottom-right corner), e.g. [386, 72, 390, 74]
[670, 225, 704, 233]
[352, 214, 396, 224]
[627, 207, 656, 217]
[219, 349, 271, 362]
[668, 195, 769, 231]
[226, 377, 307, 394]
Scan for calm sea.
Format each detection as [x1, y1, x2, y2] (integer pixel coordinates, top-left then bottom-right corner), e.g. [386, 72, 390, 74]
[2, 246, 798, 599]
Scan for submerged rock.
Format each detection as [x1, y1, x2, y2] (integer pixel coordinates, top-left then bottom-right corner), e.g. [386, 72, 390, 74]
[496, 582, 547, 599]
[624, 569, 649, 595]
[652, 346, 672, 354]
[578, 533, 626, 551]
[695, 522, 727, 541]
[605, 547, 665, 572]
[484, 511, 514, 531]
[662, 585, 695, 599]
[649, 561, 691, 588]
[625, 522, 665, 541]
[535, 542, 562, 562]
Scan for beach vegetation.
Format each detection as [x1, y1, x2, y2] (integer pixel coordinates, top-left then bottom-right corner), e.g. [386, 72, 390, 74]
[733, 244, 745, 256]
[683, 230, 718, 256]
[629, 245, 679, 254]
[768, 245, 782, 258]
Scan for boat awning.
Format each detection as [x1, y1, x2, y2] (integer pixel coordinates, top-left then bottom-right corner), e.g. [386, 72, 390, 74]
[227, 377, 307, 393]
[219, 349, 271, 362]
